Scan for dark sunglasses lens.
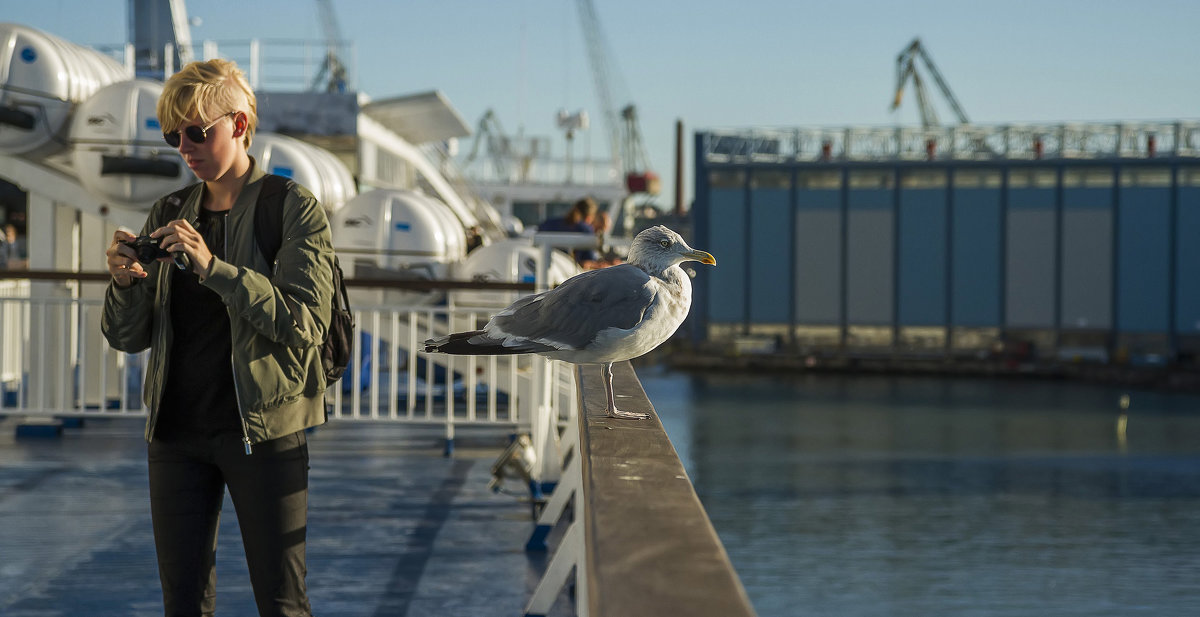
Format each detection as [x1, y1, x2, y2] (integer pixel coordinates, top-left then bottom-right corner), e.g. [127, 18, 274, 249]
[185, 125, 207, 144]
[162, 125, 208, 147]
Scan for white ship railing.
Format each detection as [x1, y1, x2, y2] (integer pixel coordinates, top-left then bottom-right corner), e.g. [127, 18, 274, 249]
[702, 121, 1200, 163]
[460, 153, 624, 188]
[0, 291, 576, 475]
[97, 38, 357, 92]
[0, 280, 31, 385]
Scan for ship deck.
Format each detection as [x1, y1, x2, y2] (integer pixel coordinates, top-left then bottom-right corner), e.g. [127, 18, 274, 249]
[0, 416, 569, 616]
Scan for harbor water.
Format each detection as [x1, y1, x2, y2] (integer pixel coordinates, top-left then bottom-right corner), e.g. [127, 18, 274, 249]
[640, 366, 1200, 617]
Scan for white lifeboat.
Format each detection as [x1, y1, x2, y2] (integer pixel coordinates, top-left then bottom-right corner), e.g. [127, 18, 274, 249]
[0, 23, 127, 157]
[248, 132, 356, 214]
[330, 188, 468, 306]
[69, 79, 191, 209]
[450, 239, 580, 309]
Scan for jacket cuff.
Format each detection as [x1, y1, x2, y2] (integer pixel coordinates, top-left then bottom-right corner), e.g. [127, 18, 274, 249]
[200, 257, 240, 297]
[106, 279, 142, 306]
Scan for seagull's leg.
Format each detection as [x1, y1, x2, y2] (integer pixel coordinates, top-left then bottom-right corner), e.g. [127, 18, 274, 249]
[602, 362, 648, 420]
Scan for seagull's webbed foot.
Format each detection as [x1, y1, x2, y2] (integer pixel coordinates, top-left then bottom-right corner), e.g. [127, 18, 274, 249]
[601, 362, 650, 420]
[606, 407, 650, 420]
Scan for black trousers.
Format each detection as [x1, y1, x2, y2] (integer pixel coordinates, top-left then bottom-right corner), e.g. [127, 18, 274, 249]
[148, 430, 312, 617]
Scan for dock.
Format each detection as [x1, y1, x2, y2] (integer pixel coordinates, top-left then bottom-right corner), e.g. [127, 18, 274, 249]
[0, 362, 757, 617]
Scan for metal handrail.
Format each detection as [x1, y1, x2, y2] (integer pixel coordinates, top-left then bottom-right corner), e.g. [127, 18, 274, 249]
[0, 289, 574, 471]
[525, 363, 758, 617]
[0, 269, 536, 291]
[701, 121, 1200, 162]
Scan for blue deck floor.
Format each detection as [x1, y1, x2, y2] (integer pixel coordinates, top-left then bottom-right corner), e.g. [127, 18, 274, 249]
[0, 416, 569, 616]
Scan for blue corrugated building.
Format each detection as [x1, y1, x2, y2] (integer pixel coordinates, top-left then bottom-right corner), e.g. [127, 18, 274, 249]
[691, 122, 1200, 365]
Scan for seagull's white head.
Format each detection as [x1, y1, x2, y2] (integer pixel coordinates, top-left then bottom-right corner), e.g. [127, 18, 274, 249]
[627, 225, 716, 273]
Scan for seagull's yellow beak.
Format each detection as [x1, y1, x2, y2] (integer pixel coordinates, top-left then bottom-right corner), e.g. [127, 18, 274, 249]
[684, 249, 716, 266]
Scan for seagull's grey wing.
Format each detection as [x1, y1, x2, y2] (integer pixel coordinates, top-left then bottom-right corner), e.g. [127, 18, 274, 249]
[485, 265, 655, 350]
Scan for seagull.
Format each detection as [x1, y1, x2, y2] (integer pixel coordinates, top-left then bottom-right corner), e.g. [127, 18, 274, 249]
[424, 225, 716, 419]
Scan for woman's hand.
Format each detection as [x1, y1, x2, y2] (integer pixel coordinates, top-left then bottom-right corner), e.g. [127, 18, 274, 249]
[152, 219, 214, 277]
[106, 230, 146, 287]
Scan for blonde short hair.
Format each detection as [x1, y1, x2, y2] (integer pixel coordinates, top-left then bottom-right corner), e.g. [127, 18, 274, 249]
[157, 58, 258, 148]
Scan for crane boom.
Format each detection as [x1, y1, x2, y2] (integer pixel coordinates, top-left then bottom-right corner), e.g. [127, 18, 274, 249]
[891, 38, 969, 127]
[311, 0, 348, 92]
[462, 109, 511, 180]
[575, 0, 621, 169]
[167, 0, 194, 65]
[574, 0, 659, 195]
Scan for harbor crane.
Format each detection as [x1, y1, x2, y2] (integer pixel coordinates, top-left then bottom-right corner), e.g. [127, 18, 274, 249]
[166, 0, 194, 66]
[462, 110, 511, 180]
[891, 37, 969, 128]
[310, 0, 348, 92]
[575, 0, 660, 196]
[461, 109, 550, 184]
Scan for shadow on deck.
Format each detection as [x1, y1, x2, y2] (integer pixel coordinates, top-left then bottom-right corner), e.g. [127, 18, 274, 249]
[0, 418, 566, 617]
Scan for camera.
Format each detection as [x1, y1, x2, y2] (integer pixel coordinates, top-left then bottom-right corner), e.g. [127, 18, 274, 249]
[121, 236, 188, 270]
[122, 236, 169, 263]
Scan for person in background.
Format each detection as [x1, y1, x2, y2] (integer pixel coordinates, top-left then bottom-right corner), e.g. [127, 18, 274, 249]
[1, 223, 28, 269]
[0, 223, 9, 269]
[539, 197, 600, 266]
[101, 58, 332, 617]
[591, 210, 623, 268]
[538, 196, 597, 234]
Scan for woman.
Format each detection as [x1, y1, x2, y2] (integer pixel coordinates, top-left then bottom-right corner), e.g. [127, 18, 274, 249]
[538, 197, 600, 266]
[102, 58, 333, 617]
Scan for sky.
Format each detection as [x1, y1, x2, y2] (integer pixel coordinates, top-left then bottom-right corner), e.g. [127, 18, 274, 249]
[7, 0, 1200, 209]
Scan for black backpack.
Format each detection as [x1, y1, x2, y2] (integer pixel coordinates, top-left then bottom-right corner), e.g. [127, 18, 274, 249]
[254, 174, 354, 384]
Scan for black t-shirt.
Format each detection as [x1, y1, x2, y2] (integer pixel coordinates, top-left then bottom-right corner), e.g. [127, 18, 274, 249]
[155, 208, 242, 439]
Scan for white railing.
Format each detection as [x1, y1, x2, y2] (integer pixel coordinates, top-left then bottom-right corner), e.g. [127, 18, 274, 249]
[0, 292, 577, 476]
[702, 121, 1200, 162]
[0, 281, 31, 385]
[97, 38, 357, 93]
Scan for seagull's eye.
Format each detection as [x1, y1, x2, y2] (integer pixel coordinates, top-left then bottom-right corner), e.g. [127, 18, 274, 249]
[659, 239, 671, 248]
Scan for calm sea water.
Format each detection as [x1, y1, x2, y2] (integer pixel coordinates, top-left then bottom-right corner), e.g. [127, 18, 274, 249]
[638, 367, 1200, 617]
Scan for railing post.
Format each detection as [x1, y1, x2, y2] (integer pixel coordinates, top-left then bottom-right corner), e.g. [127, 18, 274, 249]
[525, 385, 587, 616]
[527, 392, 582, 551]
[163, 43, 174, 78]
[123, 43, 135, 78]
[528, 357, 561, 493]
[527, 232, 598, 491]
[249, 39, 261, 90]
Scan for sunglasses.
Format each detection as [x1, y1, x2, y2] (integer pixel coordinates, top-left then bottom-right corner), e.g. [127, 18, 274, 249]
[163, 112, 236, 148]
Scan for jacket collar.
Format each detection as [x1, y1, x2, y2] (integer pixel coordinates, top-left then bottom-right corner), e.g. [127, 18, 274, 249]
[173, 156, 271, 268]
[178, 156, 268, 223]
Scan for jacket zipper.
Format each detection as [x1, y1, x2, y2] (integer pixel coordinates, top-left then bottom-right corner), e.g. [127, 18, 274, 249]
[224, 214, 254, 455]
[147, 265, 168, 443]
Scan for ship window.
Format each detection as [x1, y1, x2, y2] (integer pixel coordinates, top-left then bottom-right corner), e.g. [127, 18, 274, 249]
[1062, 167, 1114, 188]
[900, 169, 947, 189]
[709, 169, 746, 189]
[796, 170, 841, 190]
[1007, 168, 1057, 189]
[1179, 167, 1200, 186]
[848, 169, 894, 190]
[751, 170, 791, 190]
[512, 202, 542, 227]
[952, 169, 1002, 189]
[1119, 167, 1171, 187]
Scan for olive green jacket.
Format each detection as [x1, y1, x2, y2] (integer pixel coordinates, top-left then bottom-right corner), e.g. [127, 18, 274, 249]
[102, 162, 335, 446]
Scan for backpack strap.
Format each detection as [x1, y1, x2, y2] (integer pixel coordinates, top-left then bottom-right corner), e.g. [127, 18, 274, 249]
[254, 174, 294, 265]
